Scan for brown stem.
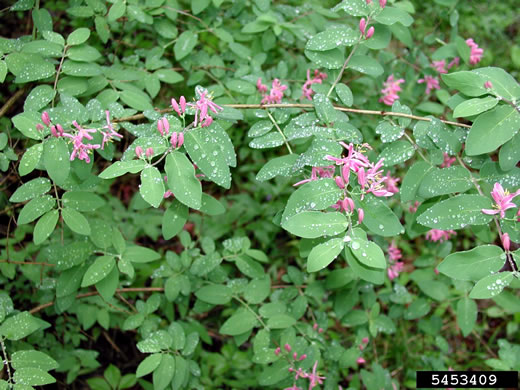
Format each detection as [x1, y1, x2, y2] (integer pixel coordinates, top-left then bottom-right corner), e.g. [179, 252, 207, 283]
[0, 259, 55, 267]
[0, 86, 29, 118]
[29, 287, 165, 314]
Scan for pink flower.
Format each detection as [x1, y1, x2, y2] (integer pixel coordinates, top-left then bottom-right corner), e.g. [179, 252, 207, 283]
[466, 38, 484, 65]
[135, 146, 143, 158]
[388, 241, 402, 261]
[432, 60, 448, 74]
[440, 153, 456, 168]
[387, 261, 404, 280]
[299, 354, 307, 361]
[307, 361, 326, 389]
[261, 78, 288, 104]
[359, 18, 367, 35]
[335, 176, 345, 189]
[409, 201, 420, 213]
[357, 357, 366, 364]
[274, 347, 281, 356]
[163, 190, 174, 199]
[36, 123, 44, 131]
[293, 166, 335, 186]
[484, 81, 493, 89]
[447, 57, 460, 69]
[157, 117, 170, 136]
[501, 233, 510, 252]
[62, 121, 100, 163]
[379, 0, 386, 7]
[379, 75, 405, 106]
[284, 343, 292, 352]
[256, 78, 268, 94]
[357, 208, 364, 223]
[362, 337, 369, 344]
[145, 147, 154, 158]
[383, 171, 400, 193]
[417, 75, 440, 94]
[171, 96, 187, 116]
[366, 0, 372, 4]
[188, 89, 223, 127]
[365, 26, 374, 39]
[100, 110, 123, 149]
[284, 386, 302, 390]
[170, 132, 184, 148]
[425, 229, 456, 242]
[481, 182, 520, 218]
[302, 69, 327, 100]
[41, 111, 51, 126]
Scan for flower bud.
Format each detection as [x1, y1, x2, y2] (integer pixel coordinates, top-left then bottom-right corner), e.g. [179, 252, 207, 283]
[359, 18, 367, 35]
[313, 323, 318, 330]
[171, 98, 181, 116]
[501, 233, 510, 252]
[366, 0, 372, 3]
[201, 116, 213, 128]
[50, 125, 59, 137]
[362, 337, 369, 344]
[357, 357, 366, 364]
[293, 352, 298, 360]
[36, 123, 44, 131]
[41, 111, 51, 126]
[318, 328, 324, 333]
[274, 347, 281, 356]
[56, 124, 64, 136]
[135, 146, 143, 158]
[170, 132, 178, 148]
[484, 81, 493, 89]
[366, 26, 375, 39]
[284, 343, 291, 352]
[379, 0, 387, 8]
[180, 96, 186, 113]
[357, 208, 365, 223]
[145, 147, 153, 158]
[178, 132, 184, 148]
[158, 117, 170, 136]
[299, 354, 307, 361]
[335, 176, 345, 189]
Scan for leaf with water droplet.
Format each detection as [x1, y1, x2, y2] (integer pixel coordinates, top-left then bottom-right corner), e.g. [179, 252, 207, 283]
[307, 237, 344, 272]
[469, 271, 514, 299]
[140, 166, 164, 208]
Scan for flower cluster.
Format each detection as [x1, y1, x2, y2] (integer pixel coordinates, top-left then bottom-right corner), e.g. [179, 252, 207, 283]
[466, 38, 484, 65]
[431, 57, 459, 74]
[440, 153, 456, 168]
[257, 78, 288, 104]
[156, 117, 184, 149]
[171, 88, 223, 128]
[425, 229, 456, 242]
[359, 17, 374, 39]
[481, 182, 520, 219]
[417, 75, 440, 94]
[380, 75, 405, 106]
[301, 69, 327, 100]
[387, 241, 404, 280]
[280, 343, 325, 390]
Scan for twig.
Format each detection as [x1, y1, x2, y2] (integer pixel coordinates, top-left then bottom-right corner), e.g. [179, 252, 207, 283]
[0, 86, 29, 118]
[0, 337, 12, 386]
[327, 39, 361, 97]
[29, 287, 165, 314]
[114, 103, 471, 128]
[52, 45, 69, 107]
[266, 110, 293, 154]
[0, 259, 55, 267]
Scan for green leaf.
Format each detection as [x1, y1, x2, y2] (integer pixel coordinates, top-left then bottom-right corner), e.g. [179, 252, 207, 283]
[473, 67, 520, 101]
[349, 238, 386, 269]
[140, 166, 164, 208]
[33, 209, 59, 245]
[184, 127, 231, 188]
[441, 71, 487, 97]
[174, 31, 198, 60]
[374, 6, 414, 26]
[438, 245, 505, 281]
[11, 350, 58, 371]
[153, 354, 175, 390]
[61, 191, 105, 212]
[6, 53, 55, 83]
[12, 111, 44, 140]
[195, 285, 232, 305]
[404, 298, 430, 320]
[282, 211, 348, 239]
[67, 28, 91, 46]
[375, 121, 404, 143]
[226, 79, 255, 95]
[165, 152, 202, 209]
[0, 312, 46, 340]
[307, 238, 344, 272]
[499, 132, 520, 171]
[120, 90, 153, 111]
[417, 194, 493, 230]
[137, 331, 172, 353]
[220, 310, 258, 336]
[244, 277, 271, 304]
[200, 193, 225, 215]
[123, 246, 160, 263]
[17, 195, 55, 225]
[313, 93, 337, 124]
[378, 140, 415, 166]
[282, 178, 343, 223]
[19, 143, 43, 176]
[43, 137, 70, 186]
[453, 96, 499, 118]
[469, 272, 514, 299]
[456, 298, 477, 337]
[348, 55, 384, 77]
[136, 353, 162, 377]
[9, 178, 51, 202]
[13, 367, 55, 386]
[304, 48, 345, 69]
[192, 0, 210, 14]
[256, 154, 298, 181]
[249, 132, 285, 149]
[62, 208, 91, 235]
[162, 199, 188, 239]
[108, 0, 126, 21]
[305, 27, 358, 51]
[418, 166, 472, 198]
[344, 247, 385, 285]
[248, 120, 273, 138]
[481, 161, 520, 189]
[81, 256, 115, 287]
[336, 83, 353, 106]
[331, 0, 369, 16]
[358, 195, 404, 237]
[0, 61, 6, 83]
[465, 106, 520, 156]
[267, 314, 296, 329]
[24, 85, 56, 111]
[95, 267, 118, 301]
[99, 160, 146, 179]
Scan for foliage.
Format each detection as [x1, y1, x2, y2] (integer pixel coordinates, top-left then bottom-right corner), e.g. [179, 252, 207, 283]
[0, 0, 519, 389]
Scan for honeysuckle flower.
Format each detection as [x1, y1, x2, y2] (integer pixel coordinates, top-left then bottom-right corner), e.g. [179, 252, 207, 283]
[170, 132, 184, 148]
[62, 122, 100, 163]
[41, 111, 51, 126]
[425, 229, 456, 242]
[357, 208, 364, 223]
[307, 361, 326, 389]
[333, 197, 355, 213]
[201, 116, 213, 128]
[359, 18, 367, 35]
[357, 357, 366, 364]
[388, 260, 404, 280]
[284, 385, 302, 390]
[380, 75, 405, 106]
[484, 80, 493, 89]
[145, 147, 154, 158]
[302, 69, 327, 100]
[417, 75, 440, 94]
[379, 0, 386, 7]
[188, 89, 223, 126]
[135, 146, 143, 158]
[432, 60, 448, 74]
[299, 354, 307, 361]
[274, 347, 281, 355]
[284, 343, 292, 352]
[440, 153, 456, 168]
[335, 176, 345, 189]
[366, 0, 372, 4]
[481, 182, 520, 218]
[409, 201, 420, 213]
[100, 111, 123, 149]
[365, 26, 375, 39]
[261, 78, 288, 104]
[171, 96, 187, 116]
[501, 233, 510, 252]
[383, 171, 400, 193]
[256, 78, 268, 94]
[447, 57, 460, 69]
[293, 166, 335, 186]
[388, 241, 402, 261]
[466, 38, 484, 65]
[157, 117, 170, 136]
[36, 123, 44, 131]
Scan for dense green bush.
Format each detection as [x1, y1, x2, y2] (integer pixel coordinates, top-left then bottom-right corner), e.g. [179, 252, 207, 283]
[0, 0, 519, 389]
